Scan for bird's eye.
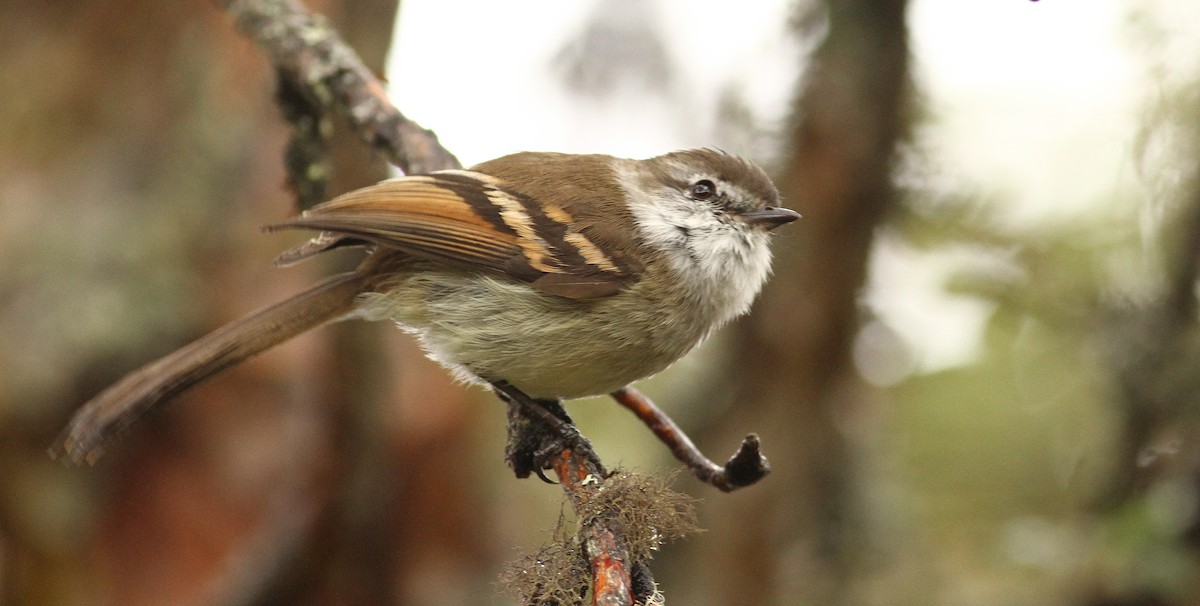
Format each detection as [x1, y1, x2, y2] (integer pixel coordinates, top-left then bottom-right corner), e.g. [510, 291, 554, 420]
[689, 179, 717, 201]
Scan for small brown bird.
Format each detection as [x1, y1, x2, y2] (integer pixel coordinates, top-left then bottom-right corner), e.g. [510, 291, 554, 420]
[52, 149, 798, 465]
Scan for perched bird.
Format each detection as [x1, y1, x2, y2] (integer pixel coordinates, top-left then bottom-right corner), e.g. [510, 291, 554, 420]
[52, 148, 798, 465]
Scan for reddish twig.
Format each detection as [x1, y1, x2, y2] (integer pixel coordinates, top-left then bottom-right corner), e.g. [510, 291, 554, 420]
[550, 450, 636, 606]
[611, 387, 770, 491]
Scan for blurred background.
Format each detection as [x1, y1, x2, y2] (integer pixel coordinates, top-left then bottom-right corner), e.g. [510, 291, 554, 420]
[4, 0, 1200, 604]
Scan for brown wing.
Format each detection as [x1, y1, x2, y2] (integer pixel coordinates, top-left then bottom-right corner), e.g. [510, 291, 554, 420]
[265, 171, 636, 299]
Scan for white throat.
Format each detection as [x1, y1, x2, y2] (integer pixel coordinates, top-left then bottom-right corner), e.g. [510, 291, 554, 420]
[619, 167, 775, 328]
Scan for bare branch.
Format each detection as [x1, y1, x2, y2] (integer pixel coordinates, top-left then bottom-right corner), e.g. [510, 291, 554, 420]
[611, 387, 771, 491]
[219, 0, 460, 175]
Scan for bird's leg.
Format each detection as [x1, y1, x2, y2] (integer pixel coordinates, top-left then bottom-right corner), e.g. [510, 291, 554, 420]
[492, 381, 602, 480]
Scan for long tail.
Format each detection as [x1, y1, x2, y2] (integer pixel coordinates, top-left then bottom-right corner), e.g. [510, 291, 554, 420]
[51, 271, 371, 465]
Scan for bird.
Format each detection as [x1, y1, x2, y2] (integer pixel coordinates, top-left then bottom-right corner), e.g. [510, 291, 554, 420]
[51, 148, 799, 465]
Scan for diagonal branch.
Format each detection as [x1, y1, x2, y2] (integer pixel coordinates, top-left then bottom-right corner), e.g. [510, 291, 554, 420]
[220, 0, 460, 175]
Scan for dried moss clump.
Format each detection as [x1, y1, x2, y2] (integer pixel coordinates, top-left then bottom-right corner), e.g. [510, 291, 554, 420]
[500, 470, 700, 605]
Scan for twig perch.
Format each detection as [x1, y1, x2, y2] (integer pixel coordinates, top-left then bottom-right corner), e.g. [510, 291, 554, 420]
[551, 445, 638, 605]
[497, 386, 645, 605]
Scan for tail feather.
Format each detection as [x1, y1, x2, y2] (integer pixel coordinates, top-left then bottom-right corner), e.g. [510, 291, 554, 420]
[51, 271, 370, 465]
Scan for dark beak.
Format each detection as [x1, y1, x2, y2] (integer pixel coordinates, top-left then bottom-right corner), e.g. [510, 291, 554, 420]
[741, 207, 800, 230]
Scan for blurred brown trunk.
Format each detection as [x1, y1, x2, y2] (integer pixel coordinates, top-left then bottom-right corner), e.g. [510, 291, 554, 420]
[88, 1, 410, 604]
[680, 0, 909, 603]
[0, 2, 303, 604]
[0, 1, 491, 604]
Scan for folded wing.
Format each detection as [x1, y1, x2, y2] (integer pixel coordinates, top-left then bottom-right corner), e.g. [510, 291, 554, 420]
[266, 171, 636, 300]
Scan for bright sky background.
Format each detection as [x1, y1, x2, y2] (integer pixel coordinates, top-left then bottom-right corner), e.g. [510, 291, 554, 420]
[388, 0, 1200, 379]
[388, 0, 796, 165]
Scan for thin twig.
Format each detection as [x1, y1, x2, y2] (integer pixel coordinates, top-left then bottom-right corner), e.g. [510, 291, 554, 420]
[611, 387, 770, 492]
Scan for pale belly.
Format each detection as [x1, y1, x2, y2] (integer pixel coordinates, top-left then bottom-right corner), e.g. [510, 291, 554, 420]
[354, 271, 713, 400]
